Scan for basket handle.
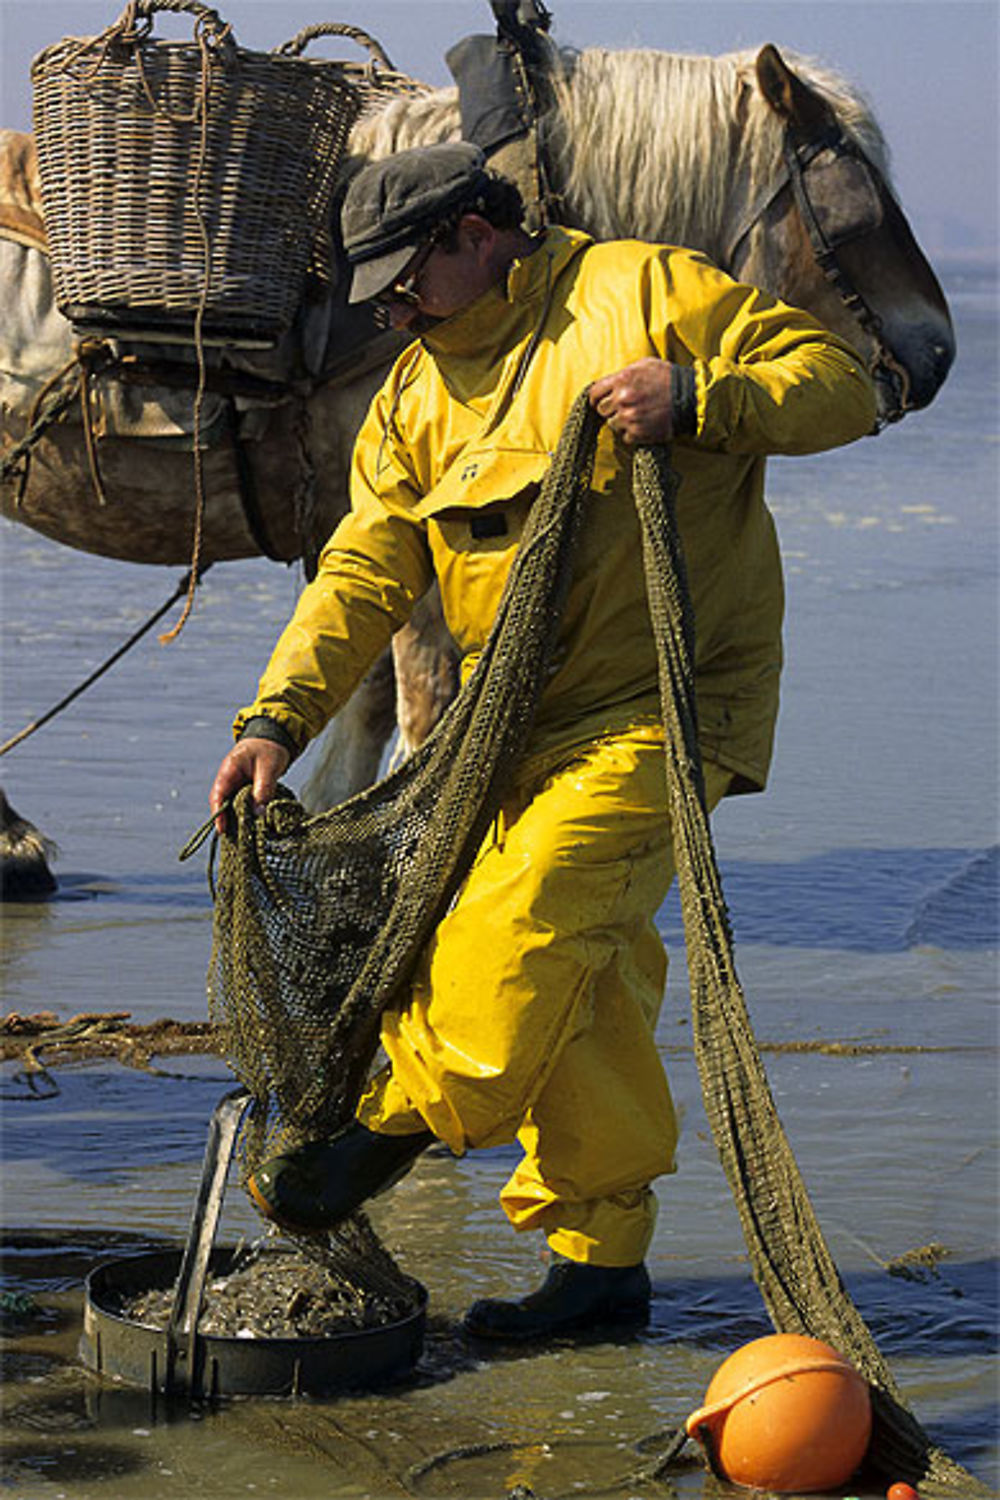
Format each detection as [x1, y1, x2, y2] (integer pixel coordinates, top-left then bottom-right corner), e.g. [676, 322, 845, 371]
[120, 0, 236, 51]
[275, 23, 396, 72]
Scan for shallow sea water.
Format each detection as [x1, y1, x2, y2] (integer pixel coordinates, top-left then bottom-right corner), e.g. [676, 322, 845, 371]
[1, 262, 998, 1499]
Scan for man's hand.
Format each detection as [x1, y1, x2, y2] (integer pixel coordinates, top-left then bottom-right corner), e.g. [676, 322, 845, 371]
[210, 737, 290, 835]
[589, 358, 674, 445]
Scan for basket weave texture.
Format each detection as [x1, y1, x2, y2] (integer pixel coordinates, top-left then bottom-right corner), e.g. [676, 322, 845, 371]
[31, 18, 363, 343]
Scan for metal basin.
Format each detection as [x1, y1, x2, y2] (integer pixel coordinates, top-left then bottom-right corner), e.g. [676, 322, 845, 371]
[81, 1247, 428, 1400]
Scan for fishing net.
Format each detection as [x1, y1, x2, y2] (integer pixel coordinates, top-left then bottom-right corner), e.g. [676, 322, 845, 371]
[206, 392, 984, 1495]
[207, 395, 596, 1164]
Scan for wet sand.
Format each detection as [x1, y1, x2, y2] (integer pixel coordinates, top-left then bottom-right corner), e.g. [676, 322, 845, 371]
[2, 1006, 996, 1499]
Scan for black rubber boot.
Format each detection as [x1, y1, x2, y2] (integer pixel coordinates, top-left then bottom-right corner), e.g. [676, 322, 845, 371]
[463, 1257, 651, 1341]
[247, 1120, 434, 1234]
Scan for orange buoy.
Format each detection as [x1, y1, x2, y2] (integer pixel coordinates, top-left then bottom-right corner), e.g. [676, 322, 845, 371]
[685, 1333, 872, 1493]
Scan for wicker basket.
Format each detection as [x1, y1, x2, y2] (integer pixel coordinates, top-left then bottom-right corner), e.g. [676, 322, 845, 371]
[30, 2, 397, 344]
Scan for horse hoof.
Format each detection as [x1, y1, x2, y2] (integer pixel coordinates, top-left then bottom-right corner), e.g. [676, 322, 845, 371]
[0, 791, 58, 900]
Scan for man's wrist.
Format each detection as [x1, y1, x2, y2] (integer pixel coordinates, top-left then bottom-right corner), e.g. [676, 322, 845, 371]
[670, 365, 697, 437]
[236, 716, 300, 762]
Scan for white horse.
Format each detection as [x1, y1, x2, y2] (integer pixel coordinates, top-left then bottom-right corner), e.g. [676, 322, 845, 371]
[0, 42, 955, 806]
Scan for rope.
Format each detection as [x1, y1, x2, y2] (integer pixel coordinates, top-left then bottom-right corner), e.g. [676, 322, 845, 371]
[0, 567, 208, 758]
[153, 9, 219, 643]
[0, 365, 83, 491]
[4, 343, 134, 510]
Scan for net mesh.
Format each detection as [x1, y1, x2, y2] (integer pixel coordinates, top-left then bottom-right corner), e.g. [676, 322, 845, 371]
[207, 393, 985, 1494]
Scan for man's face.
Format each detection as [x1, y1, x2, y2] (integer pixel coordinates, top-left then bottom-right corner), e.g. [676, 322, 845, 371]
[374, 215, 500, 332]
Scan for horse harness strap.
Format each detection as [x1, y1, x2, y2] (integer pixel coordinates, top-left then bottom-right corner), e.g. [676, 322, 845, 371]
[783, 126, 913, 417]
[724, 123, 910, 424]
[447, 4, 560, 232]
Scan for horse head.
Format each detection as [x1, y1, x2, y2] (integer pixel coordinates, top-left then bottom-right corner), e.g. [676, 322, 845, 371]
[545, 43, 954, 427]
[729, 45, 955, 425]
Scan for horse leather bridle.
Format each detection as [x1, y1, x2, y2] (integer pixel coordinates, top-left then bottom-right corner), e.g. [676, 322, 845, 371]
[724, 122, 912, 426]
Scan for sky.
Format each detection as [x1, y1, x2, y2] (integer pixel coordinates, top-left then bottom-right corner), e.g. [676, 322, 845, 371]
[0, 0, 997, 259]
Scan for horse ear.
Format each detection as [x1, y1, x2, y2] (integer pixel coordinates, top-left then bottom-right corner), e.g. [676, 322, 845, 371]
[756, 44, 835, 132]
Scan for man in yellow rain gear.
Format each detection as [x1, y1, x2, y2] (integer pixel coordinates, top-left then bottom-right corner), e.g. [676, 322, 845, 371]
[210, 143, 876, 1341]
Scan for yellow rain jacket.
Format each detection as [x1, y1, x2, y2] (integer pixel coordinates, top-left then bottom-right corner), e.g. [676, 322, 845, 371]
[236, 227, 875, 792]
[235, 229, 876, 1266]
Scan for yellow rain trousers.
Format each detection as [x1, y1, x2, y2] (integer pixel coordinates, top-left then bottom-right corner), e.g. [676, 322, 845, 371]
[357, 734, 732, 1266]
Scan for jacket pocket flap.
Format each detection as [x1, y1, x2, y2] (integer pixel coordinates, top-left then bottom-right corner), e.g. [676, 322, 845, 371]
[412, 446, 551, 519]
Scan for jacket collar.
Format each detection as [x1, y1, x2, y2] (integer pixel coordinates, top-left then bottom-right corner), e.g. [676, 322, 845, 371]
[420, 226, 591, 359]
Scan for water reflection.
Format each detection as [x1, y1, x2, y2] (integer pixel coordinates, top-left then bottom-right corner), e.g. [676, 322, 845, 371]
[659, 845, 1000, 952]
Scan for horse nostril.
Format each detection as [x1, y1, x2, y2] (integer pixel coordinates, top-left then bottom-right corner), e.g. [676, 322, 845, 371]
[933, 339, 956, 378]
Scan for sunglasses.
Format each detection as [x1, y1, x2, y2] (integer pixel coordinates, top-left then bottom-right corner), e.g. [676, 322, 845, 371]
[372, 238, 439, 311]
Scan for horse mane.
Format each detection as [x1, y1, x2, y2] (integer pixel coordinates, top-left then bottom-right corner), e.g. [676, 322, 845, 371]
[350, 91, 461, 165]
[350, 44, 890, 263]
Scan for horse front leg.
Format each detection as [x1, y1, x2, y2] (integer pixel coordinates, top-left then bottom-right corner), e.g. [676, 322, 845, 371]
[298, 648, 398, 812]
[391, 585, 461, 761]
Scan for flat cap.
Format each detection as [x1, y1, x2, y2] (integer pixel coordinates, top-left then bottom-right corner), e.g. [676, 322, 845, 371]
[342, 143, 491, 304]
